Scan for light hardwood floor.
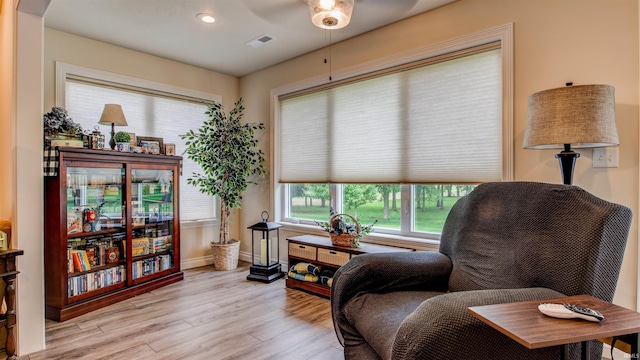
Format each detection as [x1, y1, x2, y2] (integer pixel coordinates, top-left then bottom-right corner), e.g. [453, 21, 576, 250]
[21, 262, 345, 360]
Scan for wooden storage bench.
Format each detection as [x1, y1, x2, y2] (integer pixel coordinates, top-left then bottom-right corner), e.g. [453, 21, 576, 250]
[286, 234, 414, 297]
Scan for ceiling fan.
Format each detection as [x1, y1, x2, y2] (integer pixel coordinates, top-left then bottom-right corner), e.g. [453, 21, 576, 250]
[242, 0, 420, 30]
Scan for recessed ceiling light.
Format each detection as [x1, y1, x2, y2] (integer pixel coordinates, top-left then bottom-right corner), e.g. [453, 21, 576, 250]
[197, 13, 215, 24]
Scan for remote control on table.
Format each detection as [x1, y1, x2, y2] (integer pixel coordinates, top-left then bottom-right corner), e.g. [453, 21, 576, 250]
[538, 303, 604, 322]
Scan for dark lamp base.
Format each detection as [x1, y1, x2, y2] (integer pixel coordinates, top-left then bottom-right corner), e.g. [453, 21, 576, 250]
[108, 123, 116, 150]
[556, 144, 580, 185]
[247, 263, 284, 283]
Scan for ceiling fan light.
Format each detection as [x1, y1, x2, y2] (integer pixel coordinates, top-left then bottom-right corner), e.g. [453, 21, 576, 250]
[308, 0, 354, 30]
[319, 0, 336, 10]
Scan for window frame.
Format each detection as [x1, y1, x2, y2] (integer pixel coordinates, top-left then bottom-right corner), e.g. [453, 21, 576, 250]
[271, 24, 514, 248]
[55, 61, 222, 225]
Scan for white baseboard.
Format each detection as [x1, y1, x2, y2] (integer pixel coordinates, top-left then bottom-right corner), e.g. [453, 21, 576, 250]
[181, 251, 287, 271]
[239, 250, 252, 263]
[180, 255, 211, 270]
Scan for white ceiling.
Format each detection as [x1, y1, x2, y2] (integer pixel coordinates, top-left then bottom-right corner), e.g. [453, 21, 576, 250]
[44, 0, 456, 77]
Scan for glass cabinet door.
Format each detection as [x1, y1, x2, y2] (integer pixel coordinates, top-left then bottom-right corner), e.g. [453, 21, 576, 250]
[66, 166, 126, 300]
[131, 168, 175, 280]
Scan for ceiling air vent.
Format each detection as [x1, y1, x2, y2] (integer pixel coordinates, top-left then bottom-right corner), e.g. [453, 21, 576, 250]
[245, 34, 277, 48]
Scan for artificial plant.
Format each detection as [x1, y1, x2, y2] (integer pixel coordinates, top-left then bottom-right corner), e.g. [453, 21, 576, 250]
[181, 98, 265, 244]
[114, 131, 131, 143]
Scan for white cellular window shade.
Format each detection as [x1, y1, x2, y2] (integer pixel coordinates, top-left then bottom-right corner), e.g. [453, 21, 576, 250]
[279, 48, 502, 184]
[65, 80, 214, 221]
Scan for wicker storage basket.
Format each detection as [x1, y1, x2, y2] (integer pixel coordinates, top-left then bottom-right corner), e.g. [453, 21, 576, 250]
[211, 239, 240, 270]
[329, 214, 361, 247]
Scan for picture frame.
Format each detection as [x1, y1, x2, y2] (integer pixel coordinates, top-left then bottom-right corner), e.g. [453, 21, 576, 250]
[132, 215, 145, 226]
[140, 141, 160, 155]
[164, 143, 176, 156]
[128, 133, 137, 147]
[137, 136, 164, 154]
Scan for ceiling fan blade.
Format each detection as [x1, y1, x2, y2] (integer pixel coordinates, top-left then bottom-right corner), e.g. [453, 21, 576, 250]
[354, 0, 419, 15]
[242, 0, 423, 30]
[242, 0, 309, 25]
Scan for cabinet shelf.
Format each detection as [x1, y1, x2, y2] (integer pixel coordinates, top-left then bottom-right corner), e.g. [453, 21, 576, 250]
[68, 279, 126, 303]
[286, 277, 331, 298]
[131, 267, 173, 283]
[67, 228, 123, 239]
[45, 148, 183, 321]
[132, 250, 172, 261]
[67, 261, 126, 277]
[132, 222, 170, 229]
[288, 255, 344, 269]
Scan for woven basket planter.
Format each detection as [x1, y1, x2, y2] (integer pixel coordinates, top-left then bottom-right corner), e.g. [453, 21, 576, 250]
[329, 214, 361, 248]
[211, 239, 240, 270]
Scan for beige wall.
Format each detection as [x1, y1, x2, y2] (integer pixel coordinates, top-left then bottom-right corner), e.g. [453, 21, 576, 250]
[240, 0, 639, 309]
[43, 28, 240, 111]
[43, 28, 242, 270]
[0, 0, 14, 221]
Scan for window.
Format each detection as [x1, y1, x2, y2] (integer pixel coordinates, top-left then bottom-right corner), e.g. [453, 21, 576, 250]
[57, 62, 221, 222]
[275, 25, 513, 241]
[286, 183, 475, 236]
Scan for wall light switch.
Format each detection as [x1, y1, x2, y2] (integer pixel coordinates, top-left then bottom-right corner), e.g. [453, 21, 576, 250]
[592, 147, 619, 168]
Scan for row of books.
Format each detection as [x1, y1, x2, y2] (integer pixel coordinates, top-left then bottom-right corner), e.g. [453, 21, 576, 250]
[69, 249, 92, 272]
[151, 236, 172, 253]
[132, 255, 172, 280]
[68, 265, 126, 298]
[68, 235, 124, 273]
[131, 235, 173, 257]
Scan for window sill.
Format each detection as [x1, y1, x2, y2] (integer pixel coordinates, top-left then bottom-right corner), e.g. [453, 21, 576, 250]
[278, 222, 441, 252]
[180, 218, 220, 229]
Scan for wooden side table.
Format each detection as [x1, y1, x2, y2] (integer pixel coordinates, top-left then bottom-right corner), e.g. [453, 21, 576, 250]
[0, 249, 23, 360]
[468, 294, 640, 360]
[286, 235, 413, 297]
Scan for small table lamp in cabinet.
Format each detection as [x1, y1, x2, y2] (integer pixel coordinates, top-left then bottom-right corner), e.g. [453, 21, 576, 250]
[247, 211, 284, 283]
[98, 104, 128, 150]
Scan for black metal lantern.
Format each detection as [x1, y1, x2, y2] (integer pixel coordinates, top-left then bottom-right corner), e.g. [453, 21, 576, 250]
[247, 211, 284, 283]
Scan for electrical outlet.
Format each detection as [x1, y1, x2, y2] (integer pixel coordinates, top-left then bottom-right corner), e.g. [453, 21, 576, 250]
[592, 147, 619, 168]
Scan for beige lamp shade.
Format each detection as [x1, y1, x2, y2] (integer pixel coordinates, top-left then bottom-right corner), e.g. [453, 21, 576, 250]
[98, 104, 128, 126]
[523, 84, 618, 149]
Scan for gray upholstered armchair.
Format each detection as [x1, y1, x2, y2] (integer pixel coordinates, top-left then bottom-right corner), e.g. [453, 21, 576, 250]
[331, 182, 632, 360]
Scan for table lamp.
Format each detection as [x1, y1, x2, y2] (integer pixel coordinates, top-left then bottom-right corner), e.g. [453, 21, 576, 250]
[523, 83, 618, 185]
[98, 104, 128, 150]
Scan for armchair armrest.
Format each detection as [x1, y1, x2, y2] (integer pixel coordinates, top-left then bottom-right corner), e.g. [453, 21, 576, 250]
[392, 287, 566, 360]
[331, 251, 452, 344]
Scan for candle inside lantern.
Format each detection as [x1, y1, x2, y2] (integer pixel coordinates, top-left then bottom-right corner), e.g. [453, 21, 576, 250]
[261, 238, 268, 265]
[0, 230, 6, 251]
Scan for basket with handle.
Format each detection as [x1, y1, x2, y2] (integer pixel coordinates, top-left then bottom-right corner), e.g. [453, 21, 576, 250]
[329, 213, 361, 247]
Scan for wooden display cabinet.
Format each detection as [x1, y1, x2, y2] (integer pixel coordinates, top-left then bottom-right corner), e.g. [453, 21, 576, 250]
[44, 148, 183, 321]
[286, 235, 413, 297]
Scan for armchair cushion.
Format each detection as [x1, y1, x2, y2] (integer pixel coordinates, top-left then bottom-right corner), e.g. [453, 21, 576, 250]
[393, 288, 567, 360]
[344, 290, 445, 359]
[331, 251, 452, 345]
